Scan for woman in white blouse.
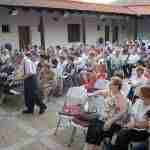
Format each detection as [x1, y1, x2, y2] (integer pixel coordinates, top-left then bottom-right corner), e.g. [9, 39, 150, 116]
[112, 86, 150, 150]
[128, 66, 146, 100]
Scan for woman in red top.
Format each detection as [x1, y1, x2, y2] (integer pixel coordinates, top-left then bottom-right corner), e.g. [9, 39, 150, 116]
[84, 64, 108, 92]
[96, 64, 107, 80]
[84, 71, 97, 92]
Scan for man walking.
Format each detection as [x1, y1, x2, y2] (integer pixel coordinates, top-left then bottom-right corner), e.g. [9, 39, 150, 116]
[19, 51, 47, 114]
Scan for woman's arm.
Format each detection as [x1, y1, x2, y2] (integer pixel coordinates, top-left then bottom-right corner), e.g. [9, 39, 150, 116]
[109, 110, 127, 123]
[87, 90, 108, 97]
[124, 119, 149, 129]
[135, 120, 149, 129]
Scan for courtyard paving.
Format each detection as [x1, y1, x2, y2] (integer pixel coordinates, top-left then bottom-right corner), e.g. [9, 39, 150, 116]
[0, 96, 84, 150]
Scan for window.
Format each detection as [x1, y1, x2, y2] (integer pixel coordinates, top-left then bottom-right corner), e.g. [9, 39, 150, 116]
[2, 24, 10, 33]
[97, 25, 101, 31]
[67, 24, 80, 42]
[112, 26, 119, 43]
[105, 25, 110, 42]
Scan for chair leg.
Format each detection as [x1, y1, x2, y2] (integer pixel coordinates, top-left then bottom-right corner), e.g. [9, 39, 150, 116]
[82, 143, 88, 150]
[54, 116, 61, 136]
[0, 93, 6, 105]
[68, 126, 77, 147]
[128, 143, 133, 150]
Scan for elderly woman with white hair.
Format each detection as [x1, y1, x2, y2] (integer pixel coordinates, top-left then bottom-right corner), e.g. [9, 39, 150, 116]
[112, 85, 150, 150]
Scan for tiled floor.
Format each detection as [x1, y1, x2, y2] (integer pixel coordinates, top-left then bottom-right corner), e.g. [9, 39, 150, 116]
[0, 97, 84, 150]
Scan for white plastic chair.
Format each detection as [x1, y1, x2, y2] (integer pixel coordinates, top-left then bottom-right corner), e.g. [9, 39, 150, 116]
[68, 81, 108, 148]
[54, 86, 87, 135]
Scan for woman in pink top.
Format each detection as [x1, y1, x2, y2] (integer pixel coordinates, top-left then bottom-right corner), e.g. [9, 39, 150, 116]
[86, 77, 128, 150]
[144, 59, 150, 80]
[112, 86, 150, 150]
[144, 63, 150, 80]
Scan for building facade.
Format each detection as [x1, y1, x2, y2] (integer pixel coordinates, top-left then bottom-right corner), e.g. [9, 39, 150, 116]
[0, 7, 136, 49]
[0, 0, 150, 49]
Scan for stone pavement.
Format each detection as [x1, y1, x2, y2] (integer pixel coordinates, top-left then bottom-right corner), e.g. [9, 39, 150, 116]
[0, 97, 84, 150]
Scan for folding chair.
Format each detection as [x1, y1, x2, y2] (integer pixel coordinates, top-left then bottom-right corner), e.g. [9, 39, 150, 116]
[54, 86, 87, 135]
[129, 139, 149, 150]
[68, 115, 89, 147]
[68, 80, 108, 147]
[129, 123, 150, 150]
[9, 79, 24, 95]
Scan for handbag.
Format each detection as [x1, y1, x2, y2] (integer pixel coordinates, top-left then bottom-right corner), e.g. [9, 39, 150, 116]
[75, 112, 98, 122]
[63, 103, 81, 116]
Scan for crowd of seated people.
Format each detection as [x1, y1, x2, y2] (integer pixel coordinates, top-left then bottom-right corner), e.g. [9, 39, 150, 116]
[35, 40, 149, 150]
[0, 40, 149, 149]
[0, 40, 150, 98]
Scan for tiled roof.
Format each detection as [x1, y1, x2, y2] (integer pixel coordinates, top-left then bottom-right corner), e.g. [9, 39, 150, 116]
[126, 5, 150, 15]
[1, 0, 150, 15]
[0, 0, 135, 15]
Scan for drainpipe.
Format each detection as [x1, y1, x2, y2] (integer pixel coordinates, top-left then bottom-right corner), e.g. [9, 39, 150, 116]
[134, 16, 138, 40]
[81, 16, 86, 46]
[39, 13, 46, 50]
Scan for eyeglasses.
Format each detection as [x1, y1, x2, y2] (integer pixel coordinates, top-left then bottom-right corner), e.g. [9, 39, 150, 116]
[109, 83, 119, 87]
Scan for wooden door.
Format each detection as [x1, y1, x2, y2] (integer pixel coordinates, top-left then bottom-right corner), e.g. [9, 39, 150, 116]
[105, 25, 110, 42]
[18, 26, 30, 50]
[112, 26, 119, 43]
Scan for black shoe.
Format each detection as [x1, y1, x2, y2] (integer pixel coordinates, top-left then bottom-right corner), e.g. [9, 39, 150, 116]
[43, 104, 47, 109]
[39, 106, 47, 115]
[22, 110, 33, 114]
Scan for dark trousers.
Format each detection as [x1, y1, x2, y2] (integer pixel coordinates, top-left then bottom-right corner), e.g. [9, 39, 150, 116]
[112, 129, 149, 150]
[86, 119, 121, 145]
[122, 64, 129, 78]
[24, 75, 45, 112]
[127, 64, 134, 78]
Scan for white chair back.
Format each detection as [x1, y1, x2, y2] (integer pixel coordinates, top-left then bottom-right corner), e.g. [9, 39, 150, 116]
[94, 79, 109, 90]
[66, 86, 87, 105]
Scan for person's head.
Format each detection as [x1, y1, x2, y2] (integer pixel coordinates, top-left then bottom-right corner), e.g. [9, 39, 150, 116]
[136, 66, 145, 77]
[59, 56, 65, 64]
[139, 86, 150, 105]
[40, 54, 47, 63]
[96, 64, 106, 73]
[91, 45, 95, 49]
[5, 43, 12, 51]
[122, 47, 128, 55]
[98, 37, 104, 44]
[144, 58, 150, 73]
[89, 51, 96, 58]
[56, 45, 61, 50]
[67, 55, 74, 64]
[34, 45, 38, 50]
[114, 48, 120, 56]
[44, 62, 50, 72]
[16, 53, 24, 64]
[25, 51, 32, 59]
[113, 71, 124, 80]
[144, 58, 150, 68]
[109, 76, 122, 93]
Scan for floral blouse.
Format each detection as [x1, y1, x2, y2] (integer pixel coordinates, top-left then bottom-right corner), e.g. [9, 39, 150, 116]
[102, 93, 128, 125]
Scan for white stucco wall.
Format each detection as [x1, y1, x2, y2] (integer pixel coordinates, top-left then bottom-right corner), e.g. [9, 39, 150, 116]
[44, 14, 83, 47]
[85, 17, 99, 45]
[0, 7, 135, 49]
[0, 7, 40, 49]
